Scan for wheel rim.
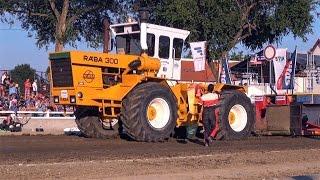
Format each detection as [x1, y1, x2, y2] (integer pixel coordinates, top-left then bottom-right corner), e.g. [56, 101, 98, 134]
[147, 98, 171, 129]
[228, 104, 247, 132]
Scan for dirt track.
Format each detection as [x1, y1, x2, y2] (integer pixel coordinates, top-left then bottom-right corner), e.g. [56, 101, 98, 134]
[1, 135, 320, 179]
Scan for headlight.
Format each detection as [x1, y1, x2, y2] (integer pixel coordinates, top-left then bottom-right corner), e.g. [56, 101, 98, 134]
[70, 96, 76, 103]
[77, 92, 83, 98]
[54, 96, 59, 103]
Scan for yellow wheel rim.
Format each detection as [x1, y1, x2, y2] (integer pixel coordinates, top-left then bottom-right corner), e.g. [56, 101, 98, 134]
[228, 104, 248, 132]
[147, 98, 171, 129]
[147, 106, 157, 121]
[228, 111, 235, 125]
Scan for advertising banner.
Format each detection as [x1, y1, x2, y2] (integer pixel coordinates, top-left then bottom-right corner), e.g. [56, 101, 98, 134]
[273, 48, 287, 90]
[190, 41, 206, 72]
[274, 48, 297, 90]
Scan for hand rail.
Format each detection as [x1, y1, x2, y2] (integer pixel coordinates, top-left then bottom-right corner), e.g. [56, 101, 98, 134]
[0, 111, 73, 114]
[0, 111, 75, 119]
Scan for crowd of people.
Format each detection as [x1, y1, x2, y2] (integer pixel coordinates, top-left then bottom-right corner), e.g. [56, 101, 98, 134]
[0, 71, 64, 113]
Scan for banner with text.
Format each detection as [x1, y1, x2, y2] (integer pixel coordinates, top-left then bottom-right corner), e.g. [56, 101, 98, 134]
[273, 48, 287, 90]
[190, 41, 206, 72]
[276, 48, 297, 90]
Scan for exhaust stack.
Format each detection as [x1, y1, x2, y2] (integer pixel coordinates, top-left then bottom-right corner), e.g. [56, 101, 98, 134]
[103, 18, 110, 53]
[139, 8, 149, 54]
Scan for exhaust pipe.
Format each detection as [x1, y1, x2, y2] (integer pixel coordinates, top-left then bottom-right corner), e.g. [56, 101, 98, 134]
[139, 8, 149, 54]
[103, 18, 110, 53]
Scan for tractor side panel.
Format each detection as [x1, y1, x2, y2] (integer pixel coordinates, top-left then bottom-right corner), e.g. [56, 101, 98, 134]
[170, 83, 202, 126]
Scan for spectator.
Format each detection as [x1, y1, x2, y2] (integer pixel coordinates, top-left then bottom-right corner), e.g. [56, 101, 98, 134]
[0, 101, 3, 111]
[4, 75, 10, 96]
[37, 100, 46, 112]
[0, 83, 4, 97]
[9, 95, 18, 112]
[0, 76, 73, 116]
[8, 81, 17, 97]
[32, 79, 38, 96]
[15, 84, 20, 99]
[24, 79, 31, 99]
[1, 72, 8, 84]
[0, 96, 9, 110]
[25, 96, 35, 110]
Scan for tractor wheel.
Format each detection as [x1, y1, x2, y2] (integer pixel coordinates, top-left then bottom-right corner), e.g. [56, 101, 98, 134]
[215, 90, 254, 140]
[120, 82, 177, 142]
[74, 106, 119, 138]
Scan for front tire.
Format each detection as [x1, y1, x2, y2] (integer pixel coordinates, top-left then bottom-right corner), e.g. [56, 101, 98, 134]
[74, 107, 119, 138]
[120, 82, 177, 142]
[216, 90, 254, 140]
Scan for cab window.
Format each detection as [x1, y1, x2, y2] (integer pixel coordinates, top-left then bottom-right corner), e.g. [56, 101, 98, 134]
[116, 33, 140, 55]
[147, 33, 155, 56]
[159, 36, 170, 59]
[115, 33, 155, 56]
[173, 38, 183, 59]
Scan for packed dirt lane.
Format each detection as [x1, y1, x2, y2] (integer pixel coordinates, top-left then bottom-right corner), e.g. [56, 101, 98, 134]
[1, 135, 320, 179]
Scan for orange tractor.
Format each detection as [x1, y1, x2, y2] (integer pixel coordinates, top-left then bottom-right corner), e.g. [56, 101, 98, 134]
[49, 10, 254, 141]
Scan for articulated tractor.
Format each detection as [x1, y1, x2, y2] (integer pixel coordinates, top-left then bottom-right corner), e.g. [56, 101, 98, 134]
[49, 10, 254, 141]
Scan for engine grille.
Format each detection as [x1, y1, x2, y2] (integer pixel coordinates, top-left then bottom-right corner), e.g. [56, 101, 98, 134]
[51, 58, 73, 87]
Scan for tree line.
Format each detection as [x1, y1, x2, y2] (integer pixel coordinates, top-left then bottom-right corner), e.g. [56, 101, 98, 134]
[0, 0, 319, 60]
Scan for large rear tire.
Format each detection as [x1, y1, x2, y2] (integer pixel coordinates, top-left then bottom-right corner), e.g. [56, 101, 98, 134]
[74, 107, 119, 138]
[215, 90, 254, 140]
[120, 82, 177, 142]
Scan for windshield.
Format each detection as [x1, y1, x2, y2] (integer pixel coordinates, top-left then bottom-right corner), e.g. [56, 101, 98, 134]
[115, 33, 155, 56]
[116, 33, 140, 55]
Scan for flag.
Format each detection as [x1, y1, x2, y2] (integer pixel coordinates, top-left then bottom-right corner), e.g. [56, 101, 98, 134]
[273, 48, 287, 90]
[219, 58, 231, 84]
[275, 48, 297, 90]
[250, 50, 265, 65]
[256, 49, 266, 61]
[289, 47, 297, 89]
[190, 41, 206, 71]
[276, 47, 297, 89]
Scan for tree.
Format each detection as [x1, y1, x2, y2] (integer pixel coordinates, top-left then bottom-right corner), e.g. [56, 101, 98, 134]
[0, 0, 128, 52]
[138, 0, 318, 60]
[230, 51, 244, 61]
[10, 64, 36, 93]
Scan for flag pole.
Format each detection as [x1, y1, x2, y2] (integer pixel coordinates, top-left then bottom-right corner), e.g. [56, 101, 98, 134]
[269, 59, 272, 95]
[218, 59, 221, 83]
[205, 42, 209, 82]
[291, 46, 297, 95]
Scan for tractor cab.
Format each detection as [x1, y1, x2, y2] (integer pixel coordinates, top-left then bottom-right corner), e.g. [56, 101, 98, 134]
[110, 21, 190, 80]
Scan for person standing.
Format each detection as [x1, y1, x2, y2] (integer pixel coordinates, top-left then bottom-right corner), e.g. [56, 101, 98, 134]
[8, 81, 17, 98]
[0, 83, 4, 97]
[1, 72, 8, 84]
[24, 79, 31, 99]
[200, 84, 219, 146]
[3, 75, 10, 96]
[15, 83, 20, 99]
[32, 79, 38, 96]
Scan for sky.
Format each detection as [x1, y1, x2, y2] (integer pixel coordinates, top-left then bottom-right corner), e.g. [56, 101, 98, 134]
[0, 10, 319, 72]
